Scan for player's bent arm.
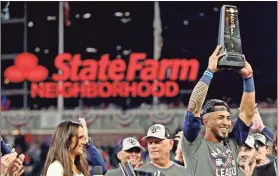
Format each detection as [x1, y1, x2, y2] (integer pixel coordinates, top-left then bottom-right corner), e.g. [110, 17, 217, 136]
[184, 68, 213, 142]
[187, 45, 224, 116]
[185, 45, 223, 142]
[183, 111, 202, 142]
[187, 69, 213, 116]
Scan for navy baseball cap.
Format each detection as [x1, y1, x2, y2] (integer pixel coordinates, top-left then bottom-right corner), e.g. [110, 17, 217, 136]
[201, 99, 230, 116]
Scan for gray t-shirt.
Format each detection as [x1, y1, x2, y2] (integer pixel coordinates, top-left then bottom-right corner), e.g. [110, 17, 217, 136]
[105, 168, 122, 176]
[181, 135, 244, 176]
[136, 162, 188, 176]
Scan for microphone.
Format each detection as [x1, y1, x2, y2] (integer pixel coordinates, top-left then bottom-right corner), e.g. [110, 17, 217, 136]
[93, 166, 103, 176]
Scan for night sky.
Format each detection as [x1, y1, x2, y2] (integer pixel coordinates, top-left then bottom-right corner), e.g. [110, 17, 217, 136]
[1, 1, 277, 109]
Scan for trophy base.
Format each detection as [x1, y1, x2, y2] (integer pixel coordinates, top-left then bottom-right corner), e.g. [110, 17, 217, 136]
[218, 60, 245, 70]
[218, 52, 245, 70]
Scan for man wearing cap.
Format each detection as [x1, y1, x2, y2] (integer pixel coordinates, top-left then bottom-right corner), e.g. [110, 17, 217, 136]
[136, 124, 187, 176]
[181, 46, 255, 176]
[252, 133, 271, 166]
[105, 137, 144, 176]
[238, 135, 258, 176]
[252, 132, 277, 176]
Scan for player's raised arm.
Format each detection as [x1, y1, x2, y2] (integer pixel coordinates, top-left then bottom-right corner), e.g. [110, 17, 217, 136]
[187, 45, 225, 116]
[239, 57, 255, 126]
[184, 45, 225, 143]
[229, 57, 255, 146]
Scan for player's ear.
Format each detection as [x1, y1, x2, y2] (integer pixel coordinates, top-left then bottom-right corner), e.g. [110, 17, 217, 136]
[169, 139, 174, 150]
[203, 114, 209, 127]
[117, 151, 123, 160]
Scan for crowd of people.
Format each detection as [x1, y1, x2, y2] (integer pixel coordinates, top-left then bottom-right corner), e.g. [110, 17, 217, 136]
[1, 46, 277, 176]
[1, 96, 277, 111]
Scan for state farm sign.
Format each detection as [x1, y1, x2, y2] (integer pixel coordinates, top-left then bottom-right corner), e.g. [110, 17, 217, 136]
[4, 52, 199, 98]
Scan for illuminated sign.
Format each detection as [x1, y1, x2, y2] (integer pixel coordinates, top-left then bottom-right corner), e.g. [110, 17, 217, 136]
[4, 52, 200, 98]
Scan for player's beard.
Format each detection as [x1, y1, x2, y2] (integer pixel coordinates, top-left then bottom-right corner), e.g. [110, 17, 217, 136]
[211, 126, 228, 141]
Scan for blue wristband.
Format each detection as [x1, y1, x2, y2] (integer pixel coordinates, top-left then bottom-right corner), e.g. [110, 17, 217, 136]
[200, 68, 214, 85]
[243, 76, 255, 92]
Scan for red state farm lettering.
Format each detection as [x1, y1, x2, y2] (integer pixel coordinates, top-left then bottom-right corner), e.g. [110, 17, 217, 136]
[108, 59, 126, 80]
[158, 59, 199, 81]
[30, 81, 179, 98]
[80, 59, 98, 81]
[127, 53, 199, 81]
[52, 53, 71, 81]
[165, 81, 179, 97]
[27, 52, 200, 98]
[126, 53, 145, 80]
[124, 82, 137, 97]
[140, 60, 159, 81]
[51, 53, 199, 82]
[52, 53, 101, 81]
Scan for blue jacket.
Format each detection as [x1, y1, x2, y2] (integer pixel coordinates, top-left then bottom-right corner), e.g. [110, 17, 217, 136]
[86, 144, 107, 175]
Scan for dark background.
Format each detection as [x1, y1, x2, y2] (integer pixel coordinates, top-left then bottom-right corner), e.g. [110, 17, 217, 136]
[1, 1, 277, 109]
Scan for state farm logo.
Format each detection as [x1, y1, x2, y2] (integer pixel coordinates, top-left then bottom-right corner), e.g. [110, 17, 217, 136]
[4, 53, 48, 83]
[3, 52, 200, 99]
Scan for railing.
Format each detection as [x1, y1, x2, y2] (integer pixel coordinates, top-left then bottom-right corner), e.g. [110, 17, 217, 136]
[1, 108, 276, 135]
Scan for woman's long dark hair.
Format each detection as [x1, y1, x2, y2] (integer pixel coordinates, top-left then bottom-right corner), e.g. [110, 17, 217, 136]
[42, 121, 89, 176]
